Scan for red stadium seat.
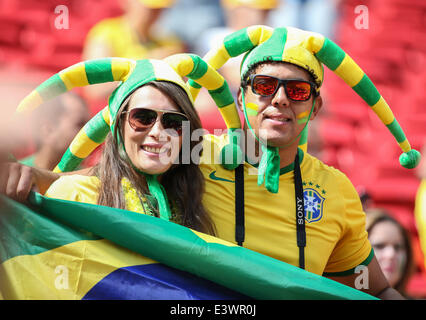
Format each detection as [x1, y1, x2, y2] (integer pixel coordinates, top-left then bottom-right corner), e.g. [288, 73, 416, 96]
[406, 272, 426, 299]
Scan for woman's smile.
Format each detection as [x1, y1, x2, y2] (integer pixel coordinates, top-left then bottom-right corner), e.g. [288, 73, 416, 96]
[123, 85, 182, 174]
[140, 143, 171, 156]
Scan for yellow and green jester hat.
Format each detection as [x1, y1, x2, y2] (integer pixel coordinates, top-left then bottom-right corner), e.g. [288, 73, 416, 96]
[188, 25, 421, 193]
[17, 53, 241, 220]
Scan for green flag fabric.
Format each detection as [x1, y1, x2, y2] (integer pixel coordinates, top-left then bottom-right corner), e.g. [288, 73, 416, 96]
[0, 193, 377, 300]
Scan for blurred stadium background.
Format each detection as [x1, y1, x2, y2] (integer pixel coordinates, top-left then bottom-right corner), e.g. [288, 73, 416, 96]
[0, 0, 425, 298]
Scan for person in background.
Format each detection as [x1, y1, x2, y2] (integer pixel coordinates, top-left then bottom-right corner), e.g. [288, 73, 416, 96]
[19, 92, 90, 171]
[366, 208, 415, 298]
[158, 0, 225, 53]
[268, 0, 340, 40]
[82, 0, 185, 102]
[357, 186, 374, 211]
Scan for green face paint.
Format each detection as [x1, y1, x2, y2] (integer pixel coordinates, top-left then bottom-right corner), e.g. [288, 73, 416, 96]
[245, 102, 259, 116]
[296, 110, 311, 124]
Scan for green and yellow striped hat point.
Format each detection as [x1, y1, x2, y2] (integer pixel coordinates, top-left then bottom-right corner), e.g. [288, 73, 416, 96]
[17, 54, 240, 173]
[189, 25, 421, 192]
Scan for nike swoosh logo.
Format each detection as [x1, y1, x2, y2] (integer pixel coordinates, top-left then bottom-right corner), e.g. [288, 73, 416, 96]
[209, 171, 235, 183]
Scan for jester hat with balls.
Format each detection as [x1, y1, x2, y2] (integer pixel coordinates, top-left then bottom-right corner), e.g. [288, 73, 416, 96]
[17, 53, 241, 220]
[188, 25, 421, 193]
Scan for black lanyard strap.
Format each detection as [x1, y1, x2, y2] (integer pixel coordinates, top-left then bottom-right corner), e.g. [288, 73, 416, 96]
[234, 151, 306, 269]
[294, 151, 306, 269]
[235, 164, 245, 246]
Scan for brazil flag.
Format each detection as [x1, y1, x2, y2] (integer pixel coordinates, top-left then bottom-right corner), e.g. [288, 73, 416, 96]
[0, 193, 376, 300]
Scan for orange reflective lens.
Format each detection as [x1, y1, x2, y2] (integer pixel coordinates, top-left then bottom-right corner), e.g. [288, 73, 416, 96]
[250, 75, 315, 101]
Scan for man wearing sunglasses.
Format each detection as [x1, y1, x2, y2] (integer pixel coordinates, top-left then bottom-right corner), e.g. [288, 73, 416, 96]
[239, 65, 321, 155]
[193, 25, 421, 299]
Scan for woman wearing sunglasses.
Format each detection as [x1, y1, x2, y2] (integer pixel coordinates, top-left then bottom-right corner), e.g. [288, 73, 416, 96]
[9, 54, 241, 235]
[53, 81, 216, 233]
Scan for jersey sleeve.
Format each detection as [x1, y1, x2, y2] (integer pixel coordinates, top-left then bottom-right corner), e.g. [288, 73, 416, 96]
[45, 175, 100, 205]
[322, 171, 373, 276]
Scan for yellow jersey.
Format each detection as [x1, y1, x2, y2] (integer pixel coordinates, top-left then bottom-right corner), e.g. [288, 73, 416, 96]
[45, 175, 163, 220]
[45, 134, 373, 276]
[85, 17, 185, 60]
[200, 134, 373, 276]
[45, 175, 100, 204]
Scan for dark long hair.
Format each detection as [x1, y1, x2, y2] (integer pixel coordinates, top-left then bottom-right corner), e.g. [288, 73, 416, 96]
[95, 81, 216, 235]
[366, 208, 414, 296]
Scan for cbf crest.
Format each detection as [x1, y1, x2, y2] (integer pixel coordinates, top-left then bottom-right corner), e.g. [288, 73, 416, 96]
[303, 188, 325, 223]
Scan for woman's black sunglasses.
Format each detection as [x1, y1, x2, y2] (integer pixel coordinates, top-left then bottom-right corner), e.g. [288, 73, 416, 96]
[123, 108, 188, 135]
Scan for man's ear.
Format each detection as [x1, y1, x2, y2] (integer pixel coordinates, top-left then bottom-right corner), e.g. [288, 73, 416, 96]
[310, 94, 323, 120]
[237, 87, 243, 112]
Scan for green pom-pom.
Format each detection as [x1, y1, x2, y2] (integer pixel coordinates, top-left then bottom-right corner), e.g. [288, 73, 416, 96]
[399, 149, 421, 169]
[220, 143, 243, 170]
[220, 129, 243, 170]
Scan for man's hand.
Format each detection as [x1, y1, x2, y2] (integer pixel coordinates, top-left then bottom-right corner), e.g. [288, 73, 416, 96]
[0, 162, 61, 202]
[0, 162, 34, 202]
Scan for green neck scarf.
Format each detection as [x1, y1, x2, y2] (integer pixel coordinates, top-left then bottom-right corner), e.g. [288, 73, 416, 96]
[144, 173, 171, 221]
[118, 140, 172, 221]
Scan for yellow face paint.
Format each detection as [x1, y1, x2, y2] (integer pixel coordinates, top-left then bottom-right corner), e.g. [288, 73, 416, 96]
[246, 103, 310, 123]
[296, 110, 310, 124]
[245, 102, 259, 116]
